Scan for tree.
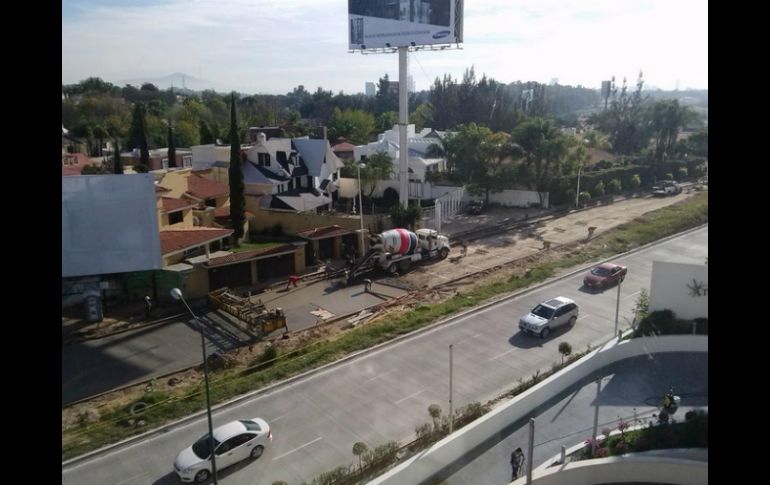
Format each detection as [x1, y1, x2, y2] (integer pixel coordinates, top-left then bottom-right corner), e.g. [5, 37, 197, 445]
[228, 93, 246, 245]
[92, 125, 110, 157]
[199, 119, 216, 145]
[352, 442, 368, 471]
[327, 108, 376, 145]
[390, 202, 422, 230]
[376, 111, 398, 133]
[410, 103, 434, 132]
[167, 121, 177, 168]
[428, 404, 442, 432]
[558, 342, 572, 363]
[113, 138, 124, 174]
[510, 117, 570, 206]
[359, 151, 393, 210]
[129, 103, 150, 165]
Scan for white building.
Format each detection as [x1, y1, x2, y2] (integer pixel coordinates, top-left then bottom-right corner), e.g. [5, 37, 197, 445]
[650, 261, 708, 320]
[353, 124, 448, 185]
[365, 82, 376, 97]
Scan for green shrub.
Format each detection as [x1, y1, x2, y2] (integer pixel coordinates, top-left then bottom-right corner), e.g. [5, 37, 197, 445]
[635, 309, 677, 336]
[578, 191, 591, 205]
[664, 173, 674, 180]
[607, 178, 622, 194]
[677, 167, 688, 179]
[629, 174, 641, 190]
[592, 180, 606, 197]
[310, 465, 351, 485]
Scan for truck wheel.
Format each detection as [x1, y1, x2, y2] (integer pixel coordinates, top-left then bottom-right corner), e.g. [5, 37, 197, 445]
[387, 263, 398, 274]
[439, 248, 449, 260]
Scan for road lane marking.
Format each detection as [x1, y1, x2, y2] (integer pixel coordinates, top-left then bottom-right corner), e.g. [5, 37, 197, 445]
[395, 390, 424, 404]
[364, 370, 392, 383]
[270, 413, 288, 423]
[622, 290, 641, 300]
[471, 333, 483, 339]
[490, 348, 516, 360]
[272, 437, 323, 461]
[578, 314, 591, 320]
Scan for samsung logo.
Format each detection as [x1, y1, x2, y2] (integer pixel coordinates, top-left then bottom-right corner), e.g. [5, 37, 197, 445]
[432, 30, 451, 39]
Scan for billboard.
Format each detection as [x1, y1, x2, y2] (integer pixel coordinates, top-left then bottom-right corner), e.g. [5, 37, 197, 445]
[62, 174, 162, 278]
[349, 0, 464, 49]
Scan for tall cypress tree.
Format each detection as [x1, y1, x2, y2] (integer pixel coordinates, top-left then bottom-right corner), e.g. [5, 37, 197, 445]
[228, 93, 245, 245]
[167, 121, 177, 168]
[113, 138, 124, 174]
[130, 103, 150, 168]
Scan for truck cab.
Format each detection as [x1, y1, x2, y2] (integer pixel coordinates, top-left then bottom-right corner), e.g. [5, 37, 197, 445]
[415, 228, 450, 257]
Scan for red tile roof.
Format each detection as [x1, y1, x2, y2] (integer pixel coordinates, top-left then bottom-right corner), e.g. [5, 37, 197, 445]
[296, 224, 354, 239]
[205, 244, 298, 267]
[160, 228, 233, 255]
[161, 197, 195, 212]
[331, 142, 356, 152]
[187, 173, 229, 200]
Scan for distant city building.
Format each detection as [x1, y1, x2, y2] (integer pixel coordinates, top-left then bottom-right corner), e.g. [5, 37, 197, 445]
[550, 78, 559, 85]
[408, 75, 416, 93]
[365, 82, 376, 97]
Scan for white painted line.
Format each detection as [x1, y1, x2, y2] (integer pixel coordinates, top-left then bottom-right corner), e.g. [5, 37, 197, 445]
[578, 314, 591, 321]
[490, 348, 517, 360]
[471, 333, 483, 339]
[272, 437, 323, 461]
[364, 370, 392, 383]
[395, 390, 424, 404]
[622, 290, 641, 300]
[270, 413, 288, 423]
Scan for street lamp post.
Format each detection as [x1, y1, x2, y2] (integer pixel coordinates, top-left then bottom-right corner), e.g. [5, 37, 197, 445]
[170, 288, 218, 484]
[614, 279, 622, 337]
[356, 163, 366, 254]
[575, 164, 582, 208]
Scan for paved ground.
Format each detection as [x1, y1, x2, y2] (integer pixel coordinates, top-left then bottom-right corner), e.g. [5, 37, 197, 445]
[441, 353, 708, 485]
[61, 228, 707, 485]
[402, 191, 699, 289]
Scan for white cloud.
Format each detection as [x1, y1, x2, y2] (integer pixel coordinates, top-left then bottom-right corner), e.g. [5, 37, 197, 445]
[62, 0, 707, 94]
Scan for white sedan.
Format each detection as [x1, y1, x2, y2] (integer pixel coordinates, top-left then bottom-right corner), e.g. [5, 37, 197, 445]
[173, 418, 272, 483]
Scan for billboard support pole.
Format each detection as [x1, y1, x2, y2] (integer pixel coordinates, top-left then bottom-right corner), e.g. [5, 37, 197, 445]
[398, 46, 409, 209]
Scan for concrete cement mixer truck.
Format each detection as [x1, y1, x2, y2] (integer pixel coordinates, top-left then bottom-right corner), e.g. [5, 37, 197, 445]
[346, 228, 450, 281]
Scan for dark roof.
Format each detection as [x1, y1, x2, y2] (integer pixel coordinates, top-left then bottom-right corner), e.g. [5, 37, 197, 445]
[159, 228, 233, 255]
[255, 164, 290, 182]
[296, 225, 354, 240]
[205, 244, 298, 267]
[161, 197, 195, 212]
[269, 197, 295, 211]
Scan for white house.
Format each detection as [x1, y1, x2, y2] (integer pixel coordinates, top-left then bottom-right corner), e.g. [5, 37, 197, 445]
[353, 124, 449, 185]
[242, 133, 344, 212]
[650, 261, 708, 320]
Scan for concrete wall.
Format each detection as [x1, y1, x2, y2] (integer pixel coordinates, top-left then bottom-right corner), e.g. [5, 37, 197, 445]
[183, 266, 210, 299]
[369, 335, 708, 485]
[650, 262, 708, 320]
[515, 455, 707, 485]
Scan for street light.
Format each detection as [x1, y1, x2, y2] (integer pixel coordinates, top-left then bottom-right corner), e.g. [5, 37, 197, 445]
[356, 163, 366, 254]
[170, 288, 218, 484]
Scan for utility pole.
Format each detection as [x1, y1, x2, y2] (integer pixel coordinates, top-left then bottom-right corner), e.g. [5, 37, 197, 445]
[575, 165, 582, 208]
[398, 46, 409, 208]
[526, 418, 535, 484]
[448, 343, 454, 433]
[614, 279, 622, 336]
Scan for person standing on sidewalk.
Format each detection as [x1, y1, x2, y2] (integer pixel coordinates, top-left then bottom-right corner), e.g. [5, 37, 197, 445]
[510, 447, 525, 480]
[144, 296, 152, 320]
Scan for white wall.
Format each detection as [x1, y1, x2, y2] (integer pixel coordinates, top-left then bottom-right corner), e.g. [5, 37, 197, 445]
[515, 455, 707, 485]
[432, 185, 547, 207]
[650, 261, 708, 319]
[369, 335, 708, 485]
[62, 174, 162, 277]
[191, 144, 230, 170]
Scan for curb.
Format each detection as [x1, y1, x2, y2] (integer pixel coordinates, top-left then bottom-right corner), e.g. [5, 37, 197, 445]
[63, 224, 707, 468]
[63, 313, 188, 345]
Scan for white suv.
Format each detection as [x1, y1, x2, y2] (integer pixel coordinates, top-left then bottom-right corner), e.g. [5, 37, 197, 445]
[518, 297, 579, 339]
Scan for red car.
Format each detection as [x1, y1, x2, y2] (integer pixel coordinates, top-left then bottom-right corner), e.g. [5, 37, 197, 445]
[583, 263, 627, 291]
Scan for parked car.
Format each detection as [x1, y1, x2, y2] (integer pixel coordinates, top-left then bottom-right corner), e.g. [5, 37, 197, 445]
[174, 418, 272, 483]
[583, 262, 627, 291]
[652, 180, 682, 196]
[465, 200, 485, 215]
[518, 297, 579, 339]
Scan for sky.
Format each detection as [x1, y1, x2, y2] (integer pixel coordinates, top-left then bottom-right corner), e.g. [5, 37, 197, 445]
[62, 0, 708, 95]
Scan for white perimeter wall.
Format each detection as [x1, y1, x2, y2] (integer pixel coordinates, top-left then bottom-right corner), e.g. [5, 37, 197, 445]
[650, 261, 708, 320]
[369, 335, 708, 485]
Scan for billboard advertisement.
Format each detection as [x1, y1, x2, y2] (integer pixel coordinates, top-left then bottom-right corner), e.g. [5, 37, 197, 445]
[62, 174, 162, 278]
[349, 0, 464, 49]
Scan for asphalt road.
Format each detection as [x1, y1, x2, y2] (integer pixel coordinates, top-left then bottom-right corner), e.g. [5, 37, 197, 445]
[62, 227, 707, 485]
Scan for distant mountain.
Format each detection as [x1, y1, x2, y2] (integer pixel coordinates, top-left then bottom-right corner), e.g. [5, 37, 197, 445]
[116, 72, 221, 92]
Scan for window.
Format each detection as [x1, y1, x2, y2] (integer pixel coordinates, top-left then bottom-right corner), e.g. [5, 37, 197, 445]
[240, 420, 262, 431]
[183, 155, 192, 167]
[258, 153, 271, 167]
[169, 211, 184, 225]
[161, 158, 169, 170]
[277, 151, 287, 164]
[206, 199, 216, 208]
